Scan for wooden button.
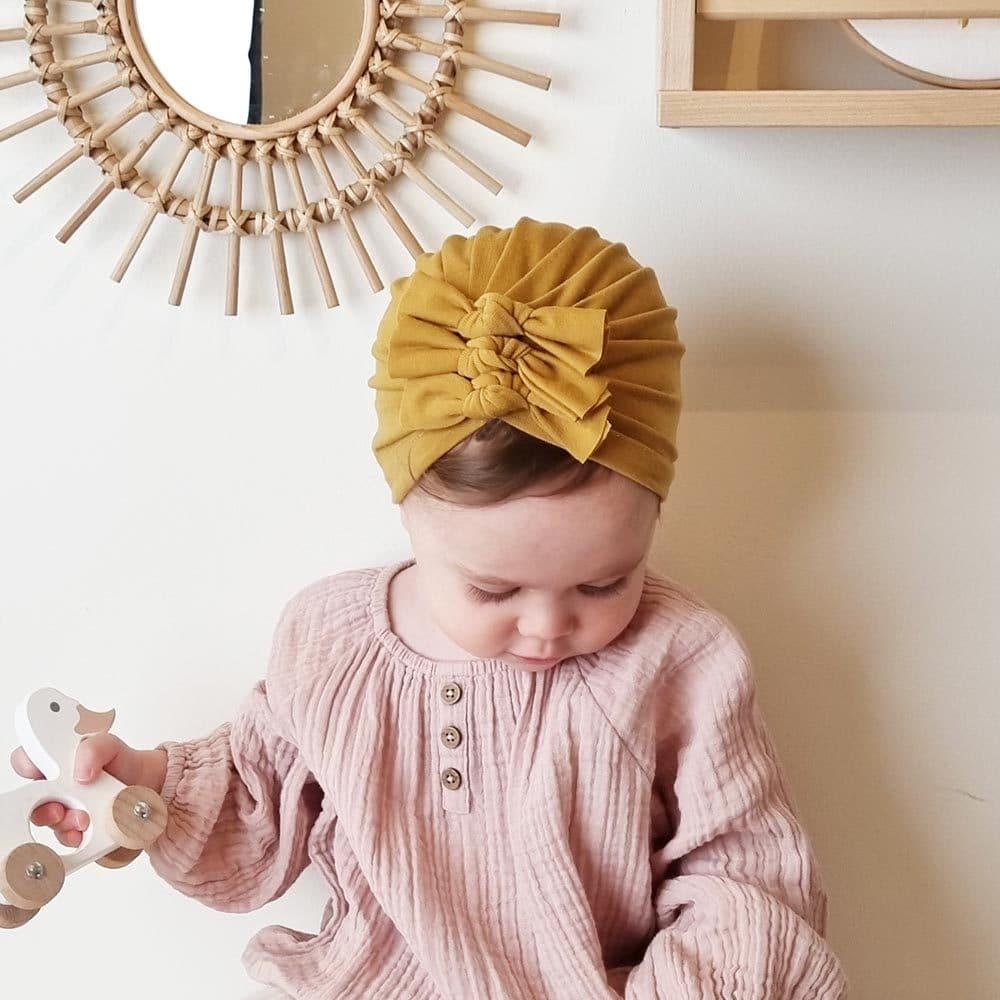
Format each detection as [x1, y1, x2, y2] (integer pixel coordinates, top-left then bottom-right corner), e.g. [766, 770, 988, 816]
[440, 682, 462, 706]
[441, 725, 463, 749]
[441, 767, 463, 791]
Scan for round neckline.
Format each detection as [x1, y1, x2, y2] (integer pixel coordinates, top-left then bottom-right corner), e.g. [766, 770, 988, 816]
[369, 560, 515, 677]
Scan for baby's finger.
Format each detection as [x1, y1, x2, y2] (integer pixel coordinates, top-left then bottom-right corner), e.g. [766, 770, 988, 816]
[55, 829, 82, 849]
[30, 801, 66, 828]
[10, 747, 44, 780]
[61, 809, 90, 834]
[73, 733, 124, 782]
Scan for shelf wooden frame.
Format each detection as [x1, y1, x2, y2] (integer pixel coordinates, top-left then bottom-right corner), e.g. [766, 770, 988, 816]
[659, 0, 1000, 126]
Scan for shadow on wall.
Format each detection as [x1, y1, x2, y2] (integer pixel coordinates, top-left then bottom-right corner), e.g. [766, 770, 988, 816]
[650, 331, 983, 999]
[680, 327, 860, 413]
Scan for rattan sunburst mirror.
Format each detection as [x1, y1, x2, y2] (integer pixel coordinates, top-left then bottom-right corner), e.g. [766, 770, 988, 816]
[0, 1, 559, 314]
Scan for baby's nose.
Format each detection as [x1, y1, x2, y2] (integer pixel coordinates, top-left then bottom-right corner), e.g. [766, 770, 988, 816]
[517, 605, 574, 642]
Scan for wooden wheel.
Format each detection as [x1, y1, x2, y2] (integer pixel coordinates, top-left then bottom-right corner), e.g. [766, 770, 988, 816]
[106, 786, 167, 851]
[0, 843, 65, 911]
[96, 846, 143, 870]
[0, 902, 40, 929]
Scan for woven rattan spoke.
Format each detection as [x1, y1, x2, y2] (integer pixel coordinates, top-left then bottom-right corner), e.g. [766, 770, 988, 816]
[14, 111, 161, 202]
[0, 108, 56, 143]
[258, 153, 294, 315]
[370, 90, 502, 194]
[395, 4, 560, 26]
[1, 72, 126, 143]
[391, 30, 551, 90]
[15, 145, 85, 201]
[3, 20, 101, 43]
[422, 130, 502, 193]
[327, 131, 423, 261]
[56, 113, 162, 242]
[112, 137, 196, 283]
[284, 154, 339, 309]
[2, 47, 115, 92]
[91, 99, 145, 142]
[0, 69, 35, 91]
[169, 151, 219, 306]
[49, 47, 117, 73]
[226, 154, 245, 316]
[307, 145, 383, 292]
[352, 116, 474, 227]
[382, 63, 532, 145]
[56, 181, 114, 242]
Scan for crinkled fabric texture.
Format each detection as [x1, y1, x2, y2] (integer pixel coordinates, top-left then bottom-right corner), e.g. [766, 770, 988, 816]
[371, 218, 684, 502]
[146, 565, 847, 1000]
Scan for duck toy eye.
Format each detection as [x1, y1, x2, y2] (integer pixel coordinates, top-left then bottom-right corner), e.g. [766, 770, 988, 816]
[49, 703, 60, 713]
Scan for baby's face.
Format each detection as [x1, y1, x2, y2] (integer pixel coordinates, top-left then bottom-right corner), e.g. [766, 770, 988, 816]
[401, 469, 659, 671]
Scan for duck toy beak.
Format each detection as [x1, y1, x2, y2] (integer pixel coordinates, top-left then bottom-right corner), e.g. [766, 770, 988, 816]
[74, 705, 116, 737]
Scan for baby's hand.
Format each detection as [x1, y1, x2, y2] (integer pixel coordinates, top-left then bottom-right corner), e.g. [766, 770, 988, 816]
[9, 738, 167, 849]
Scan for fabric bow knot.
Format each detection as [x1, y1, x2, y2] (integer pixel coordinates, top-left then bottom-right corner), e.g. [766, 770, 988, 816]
[389, 277, 613, 462]
[456, 305, 533, 420]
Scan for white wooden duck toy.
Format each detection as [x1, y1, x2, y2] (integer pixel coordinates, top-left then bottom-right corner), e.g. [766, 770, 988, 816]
[0, 688, 167, 929]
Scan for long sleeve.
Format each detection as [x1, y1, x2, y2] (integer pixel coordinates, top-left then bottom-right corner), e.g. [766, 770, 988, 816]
[145, 597, 324, 913]
[624, 620, 847, 999]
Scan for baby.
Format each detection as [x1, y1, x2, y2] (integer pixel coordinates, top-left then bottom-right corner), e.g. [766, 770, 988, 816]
[12, 219, 846, 999]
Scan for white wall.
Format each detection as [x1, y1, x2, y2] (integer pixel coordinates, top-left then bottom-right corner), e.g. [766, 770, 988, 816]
[1, 3, 997, 999]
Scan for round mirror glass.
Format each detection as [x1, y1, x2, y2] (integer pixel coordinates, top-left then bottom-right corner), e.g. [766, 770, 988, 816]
[132, 0, 370, 128]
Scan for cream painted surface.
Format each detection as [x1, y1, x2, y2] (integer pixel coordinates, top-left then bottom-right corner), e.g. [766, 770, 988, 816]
[0, 2, 997, 998]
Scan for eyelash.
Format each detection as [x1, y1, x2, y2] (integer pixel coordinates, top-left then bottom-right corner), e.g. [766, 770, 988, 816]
[466, 578, 628, 604]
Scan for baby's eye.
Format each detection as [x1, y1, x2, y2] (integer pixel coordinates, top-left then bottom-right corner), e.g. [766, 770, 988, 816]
[467, 585, 519, 604]
[578, 577, 628, 598]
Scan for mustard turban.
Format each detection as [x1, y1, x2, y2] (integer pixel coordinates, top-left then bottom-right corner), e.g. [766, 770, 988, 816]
[371, 218, 683, 503]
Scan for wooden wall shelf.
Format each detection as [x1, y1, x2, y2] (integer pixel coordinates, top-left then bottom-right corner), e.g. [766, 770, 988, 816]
[659, 0, 1000, 126]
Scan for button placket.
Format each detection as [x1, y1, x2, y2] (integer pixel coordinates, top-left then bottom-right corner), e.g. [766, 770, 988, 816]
[436, 679, 470, 814]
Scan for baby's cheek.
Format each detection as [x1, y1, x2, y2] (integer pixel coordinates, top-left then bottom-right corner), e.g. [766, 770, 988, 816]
[452, 607, 508, 656]
[487, 614, 518, 656]
[596, 599, 640, 647]
[479, 612, 513, 650]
